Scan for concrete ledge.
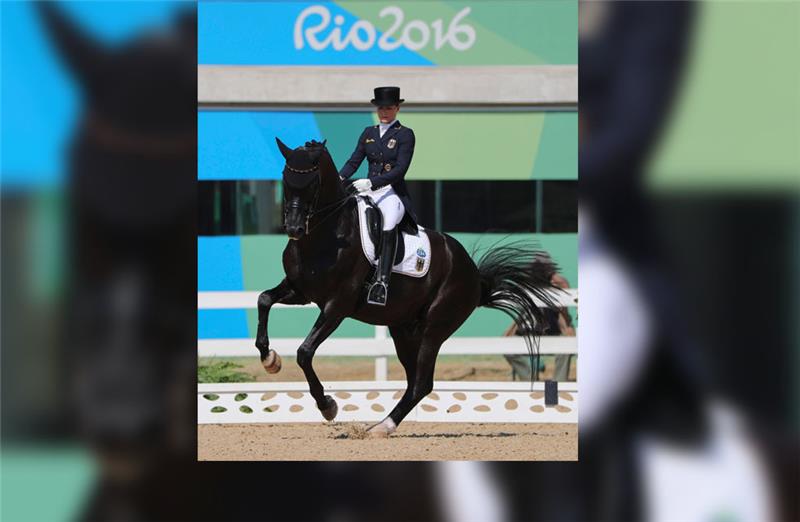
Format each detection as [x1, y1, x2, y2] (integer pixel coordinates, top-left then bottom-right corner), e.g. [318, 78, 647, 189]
[198, 65, 577, 108]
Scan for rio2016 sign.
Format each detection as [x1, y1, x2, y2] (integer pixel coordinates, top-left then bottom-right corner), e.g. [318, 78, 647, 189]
[294, 5, 476, 52]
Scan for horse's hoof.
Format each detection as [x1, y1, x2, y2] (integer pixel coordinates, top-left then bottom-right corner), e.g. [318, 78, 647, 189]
[261, 349, 282, 374]
[367, 427, 391, 439]
[367, 418, 396, 438]
[320, 395, 338, 421]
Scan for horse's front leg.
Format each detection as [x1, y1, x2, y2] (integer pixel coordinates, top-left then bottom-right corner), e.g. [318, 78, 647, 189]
[297, 309, 345, 421]
[255, 278, 307, 374]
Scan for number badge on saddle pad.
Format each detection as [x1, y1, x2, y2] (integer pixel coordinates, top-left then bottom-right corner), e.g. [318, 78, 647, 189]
[416, 248, 426, 272]
[387, 138, 397, 149]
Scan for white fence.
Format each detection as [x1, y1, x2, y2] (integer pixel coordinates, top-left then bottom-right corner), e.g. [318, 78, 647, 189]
[198, 290, 578, 423]
[199, 381, 578, 424]
[198, 289, 578, 376]
[198, 289, 578, 309]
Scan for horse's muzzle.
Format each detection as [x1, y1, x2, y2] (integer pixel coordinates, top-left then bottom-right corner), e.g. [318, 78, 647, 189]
[285, 223, 305, 240]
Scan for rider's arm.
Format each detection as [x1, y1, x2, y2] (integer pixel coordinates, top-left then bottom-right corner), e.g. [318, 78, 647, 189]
[369, 129, 415, 190]
[338, 129, 367, 180]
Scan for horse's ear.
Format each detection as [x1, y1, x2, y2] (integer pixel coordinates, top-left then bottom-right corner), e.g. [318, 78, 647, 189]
[275, 137, 292, 159]
[321, 139, 327, 147]
[36, 2, 108, 92]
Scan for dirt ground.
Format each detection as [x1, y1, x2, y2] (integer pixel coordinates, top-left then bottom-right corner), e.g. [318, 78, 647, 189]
[198, 422, 577, 461]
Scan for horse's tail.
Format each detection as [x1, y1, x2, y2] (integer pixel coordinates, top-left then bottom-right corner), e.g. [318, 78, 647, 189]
[476, 242, 561, 381]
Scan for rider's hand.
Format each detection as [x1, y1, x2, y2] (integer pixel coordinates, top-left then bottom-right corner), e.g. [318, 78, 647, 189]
[352, 179, 372, 193]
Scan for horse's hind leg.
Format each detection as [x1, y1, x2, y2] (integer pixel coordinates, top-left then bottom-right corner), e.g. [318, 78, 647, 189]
[367, 325, 421, 436]
[368, 326, 445, 438]
[369, 289, 478, 437]
[255, 278, 307, 374]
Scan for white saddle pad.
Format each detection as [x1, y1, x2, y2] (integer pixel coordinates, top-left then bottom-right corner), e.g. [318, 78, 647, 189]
[356, 196, 431, 277]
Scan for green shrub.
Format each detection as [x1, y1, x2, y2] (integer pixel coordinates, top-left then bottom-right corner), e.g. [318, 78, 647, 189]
[198, 360, 253, 383]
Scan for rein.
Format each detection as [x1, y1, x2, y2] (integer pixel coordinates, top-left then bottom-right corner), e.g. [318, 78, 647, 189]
[306, 194, 354, 233]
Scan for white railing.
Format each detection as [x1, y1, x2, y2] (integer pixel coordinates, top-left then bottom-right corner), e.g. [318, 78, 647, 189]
[198, 336, 578, 357]
[198, 289, 578, 309]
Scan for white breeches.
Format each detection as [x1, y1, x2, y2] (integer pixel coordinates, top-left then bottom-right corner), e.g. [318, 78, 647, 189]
[371, 185, 405, 231]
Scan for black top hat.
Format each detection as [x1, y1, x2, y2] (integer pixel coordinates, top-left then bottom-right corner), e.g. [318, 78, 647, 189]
[371, 86, 404, 106]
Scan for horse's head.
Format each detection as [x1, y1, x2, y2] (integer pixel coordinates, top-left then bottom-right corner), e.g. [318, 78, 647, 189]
[37, 3, 197, 228]
[38, 3, 196, 137]
[277, 137, 334, 240]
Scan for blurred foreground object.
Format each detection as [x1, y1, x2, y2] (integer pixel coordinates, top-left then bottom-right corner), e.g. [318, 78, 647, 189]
[3, 2, 198, 520]
[43, 2, 198, 518]
[567, 1, 798, 521]
[483, 1, 798, 520]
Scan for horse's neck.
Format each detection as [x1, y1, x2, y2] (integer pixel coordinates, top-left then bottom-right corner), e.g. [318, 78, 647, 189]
[295, 204, 354, 262]
[302, 172, 350, 241]
[322, 180, 345, 203]
[320, 160, 345, 198]
[314, 164, 347, 212]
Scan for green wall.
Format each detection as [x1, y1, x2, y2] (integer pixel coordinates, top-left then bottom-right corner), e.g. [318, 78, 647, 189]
[649, 2, 799, 191]
[317, 111, 577, 181]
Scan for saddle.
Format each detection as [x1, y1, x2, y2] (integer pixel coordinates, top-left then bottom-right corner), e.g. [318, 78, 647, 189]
[355, 196, 431, 278]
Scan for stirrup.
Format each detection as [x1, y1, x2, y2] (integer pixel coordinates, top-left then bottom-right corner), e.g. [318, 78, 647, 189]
[366, 281, 388, 306]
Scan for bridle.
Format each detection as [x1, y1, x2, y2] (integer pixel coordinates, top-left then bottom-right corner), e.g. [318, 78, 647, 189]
[283, 160, 353, 235]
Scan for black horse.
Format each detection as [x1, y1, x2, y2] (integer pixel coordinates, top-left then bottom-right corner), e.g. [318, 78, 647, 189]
[36, 3, 199, 519]
[257, 138, 559, 437]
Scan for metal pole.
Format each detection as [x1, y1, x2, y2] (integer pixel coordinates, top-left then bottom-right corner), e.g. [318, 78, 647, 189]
[534, 180, 543, 232]
[374, 325, 388, 381]
[235, 181, 243, 236]
[434, 180, 443, 231]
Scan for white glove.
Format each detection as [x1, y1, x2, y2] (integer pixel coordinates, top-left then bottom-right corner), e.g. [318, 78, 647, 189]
[352, 179, 372, 193]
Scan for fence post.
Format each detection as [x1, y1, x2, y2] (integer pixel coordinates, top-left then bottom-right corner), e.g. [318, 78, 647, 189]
[374, 325, 388, 381]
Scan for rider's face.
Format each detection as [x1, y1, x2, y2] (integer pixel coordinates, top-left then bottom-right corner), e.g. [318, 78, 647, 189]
[377, 105, 399, 123]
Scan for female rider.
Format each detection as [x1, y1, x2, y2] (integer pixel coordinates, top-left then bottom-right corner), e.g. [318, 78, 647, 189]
[338, 86, 418, 306]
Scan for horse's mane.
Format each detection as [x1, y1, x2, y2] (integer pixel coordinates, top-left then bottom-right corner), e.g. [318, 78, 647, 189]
[286, 140, 330, 167]
[301, 140, 326, 151]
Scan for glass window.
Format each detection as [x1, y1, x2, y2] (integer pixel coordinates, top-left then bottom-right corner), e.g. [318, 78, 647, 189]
[198, 180, 576, 235]
[540, 181, 577, 233]
[438, 181, 537, 233]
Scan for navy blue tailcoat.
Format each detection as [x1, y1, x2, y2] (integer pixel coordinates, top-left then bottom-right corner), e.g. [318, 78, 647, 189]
[338, 121, 418, 228]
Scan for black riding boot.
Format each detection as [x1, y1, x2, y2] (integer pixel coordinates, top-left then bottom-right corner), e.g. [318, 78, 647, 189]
[367, 227, 397, 306]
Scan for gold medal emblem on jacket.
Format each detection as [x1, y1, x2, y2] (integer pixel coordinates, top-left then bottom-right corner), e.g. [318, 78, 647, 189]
[387, 138, 396, 149]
